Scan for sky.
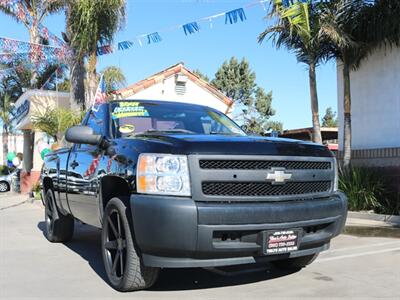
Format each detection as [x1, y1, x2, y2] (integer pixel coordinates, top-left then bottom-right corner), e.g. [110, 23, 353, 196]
[0, 0, 338, 130]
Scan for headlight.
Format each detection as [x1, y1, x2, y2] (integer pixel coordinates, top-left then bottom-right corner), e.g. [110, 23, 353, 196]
[136, 154, 191, 196]
[333, 157, 338, 192]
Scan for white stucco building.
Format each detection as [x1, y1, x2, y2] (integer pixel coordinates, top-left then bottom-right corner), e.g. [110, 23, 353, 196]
[337, 45, 400, 192]
[0, 133, 24, 164]
[114, 63, 234, 115]
[8, 90, 75, 193]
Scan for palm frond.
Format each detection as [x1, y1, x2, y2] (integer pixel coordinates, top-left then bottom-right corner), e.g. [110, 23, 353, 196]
[0, 94, 12, 125]
[45, 0, 65, 14]
[317, 0, 397, 69]
[32, 107, 84, 141]
[67, 0, 126, 58]
[259, 0, 324, 66]
[39, 0, 65, 22]
[0, 5, 26, 25]
[102, 66, 126, 93]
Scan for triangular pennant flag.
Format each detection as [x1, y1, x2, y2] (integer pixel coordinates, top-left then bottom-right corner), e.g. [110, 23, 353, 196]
[225, 8, 247, 24]
[182, 22, 200, 35]
[118, 40, 134, 51]
[147, 32, 162, 44]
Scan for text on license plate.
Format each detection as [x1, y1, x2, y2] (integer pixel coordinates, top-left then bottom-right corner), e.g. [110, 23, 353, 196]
[266, 230, 300, 255]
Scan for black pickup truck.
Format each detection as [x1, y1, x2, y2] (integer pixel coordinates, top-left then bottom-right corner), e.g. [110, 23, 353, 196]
[41, 100, 347, 291]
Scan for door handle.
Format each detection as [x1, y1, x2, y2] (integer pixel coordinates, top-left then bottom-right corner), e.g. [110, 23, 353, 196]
[70, 161, 79, 168]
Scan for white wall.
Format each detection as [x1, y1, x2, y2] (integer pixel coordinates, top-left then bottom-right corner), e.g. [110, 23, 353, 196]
[0, 134, 24, 164]
[124, 75, 230, 114]
[337, 46, 400, 150]
[11, 90, 72, 130]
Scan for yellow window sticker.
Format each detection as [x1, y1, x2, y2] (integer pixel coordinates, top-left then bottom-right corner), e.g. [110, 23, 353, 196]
[119, 102, 140, 107]
[119, 124, 135, 134]
[112, 102, 149, 119]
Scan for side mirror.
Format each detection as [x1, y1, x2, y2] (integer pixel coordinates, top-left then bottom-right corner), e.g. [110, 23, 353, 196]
[65, 125, 102, 146]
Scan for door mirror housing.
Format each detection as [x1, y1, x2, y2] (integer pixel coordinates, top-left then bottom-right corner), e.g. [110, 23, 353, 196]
[65, 125, 102, 146]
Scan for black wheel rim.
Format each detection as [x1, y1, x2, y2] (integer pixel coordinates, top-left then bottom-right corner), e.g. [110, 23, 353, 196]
[104, 209, 126, 281]
[45, 193, 55, 236]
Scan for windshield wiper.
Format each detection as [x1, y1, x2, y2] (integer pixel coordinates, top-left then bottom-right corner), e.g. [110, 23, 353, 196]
[139, 129, 196, 135]
[209, 131, 242, 136]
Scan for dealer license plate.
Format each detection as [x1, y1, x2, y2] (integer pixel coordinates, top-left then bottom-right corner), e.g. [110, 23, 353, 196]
[265, 229, 301, 255]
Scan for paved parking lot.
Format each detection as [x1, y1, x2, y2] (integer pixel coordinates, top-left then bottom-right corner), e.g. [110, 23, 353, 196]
[1, 192, 399, 299]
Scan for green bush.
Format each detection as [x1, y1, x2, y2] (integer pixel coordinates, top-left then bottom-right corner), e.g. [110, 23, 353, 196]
[339, 167, 385, 212]
[339, 167, 398, 215]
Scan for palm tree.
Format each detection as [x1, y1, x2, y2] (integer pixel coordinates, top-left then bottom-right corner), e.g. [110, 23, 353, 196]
[0, 94, 12, 165]
[0, 64, 63, 164]
[0, 1, 64, 87]
[64, 0, 126, 109]
[32, 107, 84, 142]
[259, 0, 327, 144]
[0, 64, 60, 101]
[102, 66, 126, 94]
[318, 0, 400, 168]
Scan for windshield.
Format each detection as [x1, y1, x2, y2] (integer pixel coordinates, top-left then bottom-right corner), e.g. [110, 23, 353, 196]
[110, 101, 246, 138]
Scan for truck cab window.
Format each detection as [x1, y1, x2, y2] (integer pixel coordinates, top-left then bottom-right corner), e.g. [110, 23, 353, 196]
[79, 105, 107, 150]
[110, 101, 245, 137]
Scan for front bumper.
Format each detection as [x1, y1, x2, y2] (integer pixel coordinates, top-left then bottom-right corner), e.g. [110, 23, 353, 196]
[130, 192, 347, 268]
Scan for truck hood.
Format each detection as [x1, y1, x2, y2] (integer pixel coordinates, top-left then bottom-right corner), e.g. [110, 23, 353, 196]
[122, 134, 333, 157]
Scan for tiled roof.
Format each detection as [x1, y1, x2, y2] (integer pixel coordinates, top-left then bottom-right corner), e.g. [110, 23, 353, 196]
[114, 63, 234, 107]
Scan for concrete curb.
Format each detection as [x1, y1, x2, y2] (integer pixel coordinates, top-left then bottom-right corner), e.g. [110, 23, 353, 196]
[348, 211, 400, 226]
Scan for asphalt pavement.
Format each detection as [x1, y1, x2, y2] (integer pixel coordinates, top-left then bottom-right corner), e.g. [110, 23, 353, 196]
[1, 192, 399, 299]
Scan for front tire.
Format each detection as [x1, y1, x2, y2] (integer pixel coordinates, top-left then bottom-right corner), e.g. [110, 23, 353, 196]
[101, 198, 159, 292]
[272, 254, 318, 270]
[0, 181, 9, 192]
[44, 189, 74, 242]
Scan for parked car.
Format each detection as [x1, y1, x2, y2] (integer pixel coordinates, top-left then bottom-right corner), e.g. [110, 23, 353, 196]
[40, 100, 347, 292]
[0, 166, 14, 192]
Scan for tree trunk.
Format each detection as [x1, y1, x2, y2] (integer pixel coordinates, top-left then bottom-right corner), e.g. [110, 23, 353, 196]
[69, 55, 86, 110]
[22, 130, 34, 172]
[2, 128, 8, 165]
[342, 64, 352, 169]
[66, 3, 86, 111]
[86, 52, 98, 108]
[29, 26, 40, 88]
[308, 62, 322, 144]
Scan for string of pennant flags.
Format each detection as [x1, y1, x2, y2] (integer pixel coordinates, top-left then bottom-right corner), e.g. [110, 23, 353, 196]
[0, 0, 274, 71]
[0, 36, 68, 71]
[0, 0, 64, 47]
[0, 0, 68, 71]
[97, 0, 269, 56]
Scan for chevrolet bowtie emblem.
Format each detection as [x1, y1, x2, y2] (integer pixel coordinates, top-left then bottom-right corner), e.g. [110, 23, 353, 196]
[266, 168, 292, 184]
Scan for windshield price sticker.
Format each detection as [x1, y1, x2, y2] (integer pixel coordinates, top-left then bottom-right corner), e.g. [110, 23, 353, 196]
[112, 102, 149, 119]
[265, 230, 300, 255]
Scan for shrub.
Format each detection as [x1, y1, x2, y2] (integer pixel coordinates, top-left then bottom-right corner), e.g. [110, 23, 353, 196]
[339, 167, 386, 212]
[31, 182, 41, 194]
[375, 189, 400, 216]
[339, 167, 399, 215]
[32, 107, 84, 142]
[31, 182, 42, 201]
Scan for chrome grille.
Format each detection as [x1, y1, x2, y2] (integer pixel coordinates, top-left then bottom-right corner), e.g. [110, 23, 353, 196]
[199, 160, 331, 170]
[202, 181, 332, 197]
